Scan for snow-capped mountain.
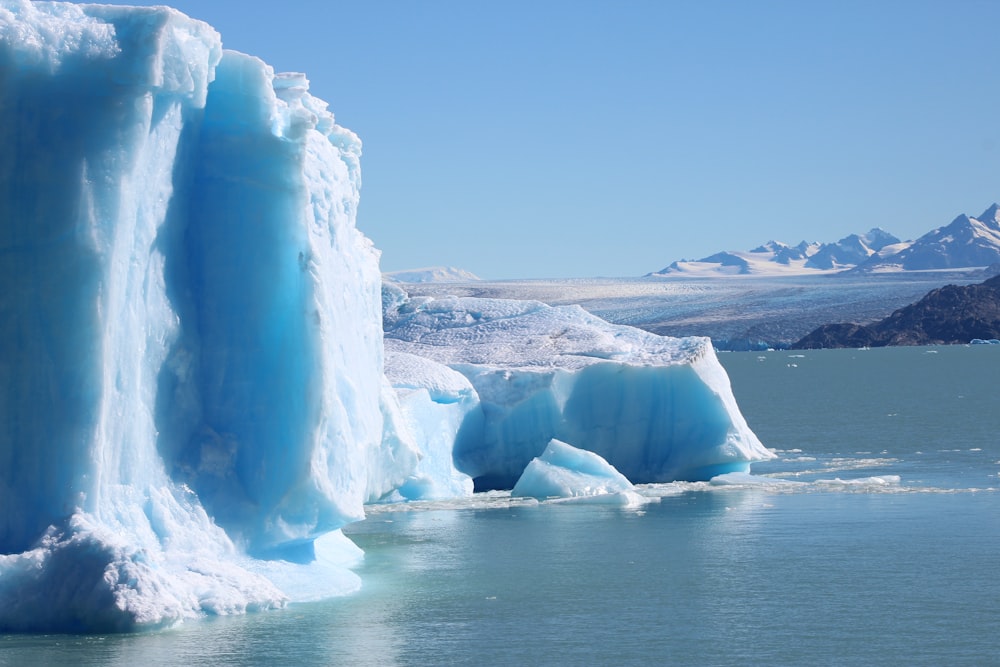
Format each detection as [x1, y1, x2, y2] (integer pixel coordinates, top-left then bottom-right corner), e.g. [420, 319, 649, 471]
[384, 266, 481, 283]
[650, 228, 899, 277]
[854, 204, 1000, 272]
[806, 228, 900, 269]
[651, 204, 1000, 277]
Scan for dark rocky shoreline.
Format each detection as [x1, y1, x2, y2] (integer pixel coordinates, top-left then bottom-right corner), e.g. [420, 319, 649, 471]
[793, 274, 1000, 348]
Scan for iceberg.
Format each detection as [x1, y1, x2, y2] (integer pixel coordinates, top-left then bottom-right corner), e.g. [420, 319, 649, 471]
[0, 1, 417, 631]
[383, 349, 477, 500]
[0, 0, 771, 633]
[383, 286, 774, 491]
[511, 438, 642, 503]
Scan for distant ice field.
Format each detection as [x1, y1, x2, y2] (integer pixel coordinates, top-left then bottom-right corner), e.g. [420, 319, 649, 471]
[398, 272, 989, 349]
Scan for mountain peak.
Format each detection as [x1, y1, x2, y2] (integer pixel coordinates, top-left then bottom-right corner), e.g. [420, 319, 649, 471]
[976, 203, 1000, 229]
[653, 201, 1000, 277]
[860, 227, 901, 251]
[384, 267, 481, 283]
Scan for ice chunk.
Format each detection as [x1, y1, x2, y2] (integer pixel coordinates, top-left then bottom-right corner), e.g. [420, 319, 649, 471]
[709, 471, 808, 488]
[511, 439, 636, 500]
[383, 350, 478, 500]
[384, 291, 774, 490]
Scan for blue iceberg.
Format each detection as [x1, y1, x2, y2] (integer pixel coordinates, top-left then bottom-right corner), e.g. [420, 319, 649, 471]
[383, 349, 476, 500]
[511, 439, 643, 504]
[383, 287, 774, 491]
[0, 1, 770, 633]
[0, 1, 417, 631]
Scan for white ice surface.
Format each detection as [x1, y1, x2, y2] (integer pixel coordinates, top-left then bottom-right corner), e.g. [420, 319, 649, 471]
[384, 286, 774, 489]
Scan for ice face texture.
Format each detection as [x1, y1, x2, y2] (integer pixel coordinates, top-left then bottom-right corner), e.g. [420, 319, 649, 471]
[383, 288, 774, 491]
[383, 349, 477, 500]
[0, 1, 416, 631]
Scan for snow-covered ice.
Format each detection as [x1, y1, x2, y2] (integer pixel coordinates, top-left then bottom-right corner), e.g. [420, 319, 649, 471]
[384, 266, 481, 283]
[384, 285, 774, 490]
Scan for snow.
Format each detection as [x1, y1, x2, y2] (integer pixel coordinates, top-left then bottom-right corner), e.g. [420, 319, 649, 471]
[652, 228, 901, 277]
[0, 2, 416, 631]
[647, 204, 1000, 276]
[384, 288, 774, 490]
[857, 204, 1000, 272]
[385, 266, 481, 283]
[399, 272, 988, 350]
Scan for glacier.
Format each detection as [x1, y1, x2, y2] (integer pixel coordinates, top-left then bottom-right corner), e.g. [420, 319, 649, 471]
[0, 1, 770, 633]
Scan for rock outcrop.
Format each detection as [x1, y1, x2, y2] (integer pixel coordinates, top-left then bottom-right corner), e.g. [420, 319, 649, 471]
[792, 275, 1000, 348]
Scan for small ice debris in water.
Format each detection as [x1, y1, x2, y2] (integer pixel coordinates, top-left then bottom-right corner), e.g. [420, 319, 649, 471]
[709, 472, 807, 487]
[815, 475, 901, 487]
[511, 439, 644, 502]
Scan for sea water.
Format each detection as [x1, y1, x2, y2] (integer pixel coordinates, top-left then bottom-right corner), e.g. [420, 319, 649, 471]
[2, 345, 998, 666]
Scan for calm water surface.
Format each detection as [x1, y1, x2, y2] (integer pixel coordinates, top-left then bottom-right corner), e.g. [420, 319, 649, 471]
[3, 345, 998, 666]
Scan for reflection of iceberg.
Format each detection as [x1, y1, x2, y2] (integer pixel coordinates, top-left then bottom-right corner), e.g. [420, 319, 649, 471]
[0, 2, 416, 631]
[384, 286, 774, 491]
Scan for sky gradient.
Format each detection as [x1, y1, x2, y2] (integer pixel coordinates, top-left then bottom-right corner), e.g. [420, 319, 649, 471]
[75, 1, 1000, 279]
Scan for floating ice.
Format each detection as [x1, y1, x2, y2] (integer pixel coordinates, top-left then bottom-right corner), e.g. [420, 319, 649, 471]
[383, 287, 774, 490]
[815, 475, 902, 488]
[0, 2, 417, 631]
[512, 438, 636, 500]
[383, 349, 477, 500]
[709, 471, 808, 488]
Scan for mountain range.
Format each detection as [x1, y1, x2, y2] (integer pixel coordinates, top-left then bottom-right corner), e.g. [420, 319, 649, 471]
[650, 204, 1000, 277]
[384, 266, 482, 283]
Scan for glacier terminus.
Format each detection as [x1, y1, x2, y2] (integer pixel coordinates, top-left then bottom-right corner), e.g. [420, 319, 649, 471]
[0, 1, 771, 632]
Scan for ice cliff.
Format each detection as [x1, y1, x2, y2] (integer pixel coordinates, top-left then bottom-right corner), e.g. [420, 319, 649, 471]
[0, 1, 416, 631]
[383, 285, 773, 491]
[0, 1, 770, 633]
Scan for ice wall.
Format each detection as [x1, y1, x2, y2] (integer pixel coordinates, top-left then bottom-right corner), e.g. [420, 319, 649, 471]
[384, 349, 478, 500]
[0, 1, 414, 631]
[384, 290, 774, 490]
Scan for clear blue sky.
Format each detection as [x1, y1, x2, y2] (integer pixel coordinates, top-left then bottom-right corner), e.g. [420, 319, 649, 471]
[77, 1, 1000, 279]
